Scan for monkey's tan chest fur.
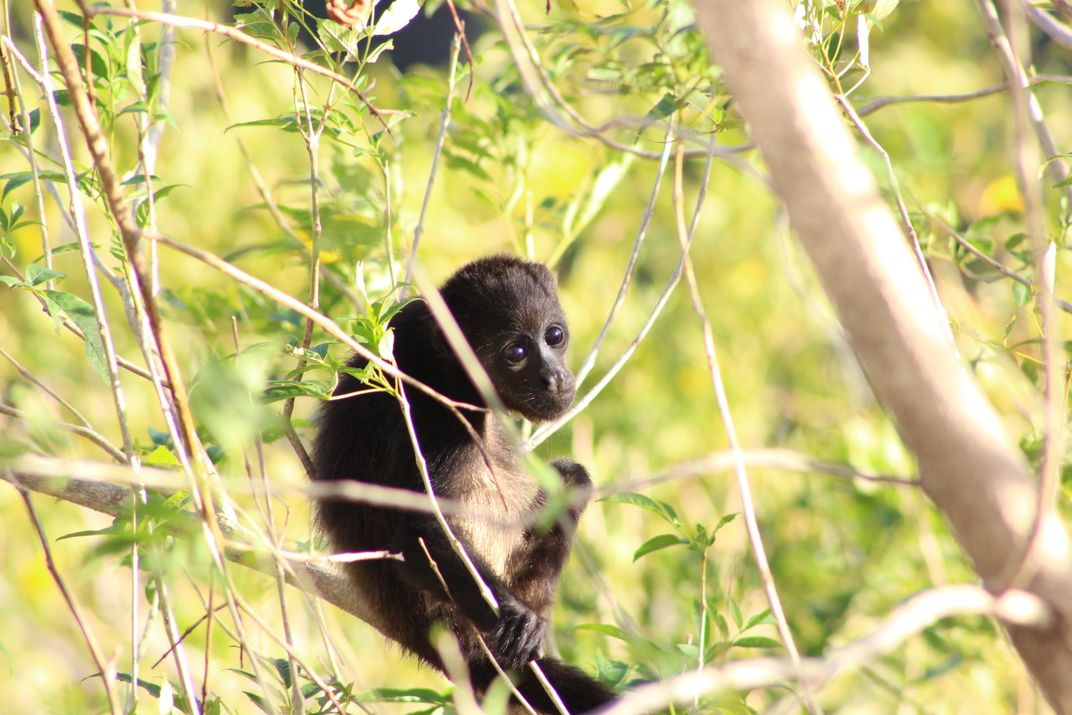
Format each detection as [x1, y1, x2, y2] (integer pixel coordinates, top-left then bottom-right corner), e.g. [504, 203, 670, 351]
[450, 447, 537, 577]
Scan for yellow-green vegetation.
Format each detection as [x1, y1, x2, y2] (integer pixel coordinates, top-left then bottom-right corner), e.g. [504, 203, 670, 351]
[0, 0, 1068, 712]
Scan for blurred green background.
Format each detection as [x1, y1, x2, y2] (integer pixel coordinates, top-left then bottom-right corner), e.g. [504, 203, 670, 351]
[1, 0, 1069, 712]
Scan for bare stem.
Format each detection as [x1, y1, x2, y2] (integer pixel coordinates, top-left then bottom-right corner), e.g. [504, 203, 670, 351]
[670, 141, 822, 715]
[17, 487, 123, 715]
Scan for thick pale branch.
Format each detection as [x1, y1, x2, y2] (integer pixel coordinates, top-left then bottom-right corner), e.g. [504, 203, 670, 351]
[596, 586, 1050, 715]
[694, 1, 1072, 711]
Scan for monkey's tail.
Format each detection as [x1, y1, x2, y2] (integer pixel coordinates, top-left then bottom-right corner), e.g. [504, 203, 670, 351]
[474, 657, 616, 715]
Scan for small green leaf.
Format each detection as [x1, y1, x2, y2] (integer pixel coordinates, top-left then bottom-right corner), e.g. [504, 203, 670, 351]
[733, 636, 781, 649]
[1012, 280, 1031, 306]
[574, 623, 629, 641]
[633, 533, 688, 561]
[0, 170, 66, 199]
[729, 598, 743, 629]
[25, 263, 66, 287]
[143, 445, 181, 468]
[42, 290, 108, 381]
[114, 672, 162, 698]
[262, 380, 333, 403]
[648, 93, 677, 119]
[243, 691, 274, 715]
[713, 512, 738, 533]
[367, 687, 451, 703]
[602, 492, 680, 526]
[743, 608, 773, 631]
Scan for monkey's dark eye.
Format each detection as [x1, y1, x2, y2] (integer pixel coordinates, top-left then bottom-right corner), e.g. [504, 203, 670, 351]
[545, 325, 565, 347]
[504, 343, 528, 363]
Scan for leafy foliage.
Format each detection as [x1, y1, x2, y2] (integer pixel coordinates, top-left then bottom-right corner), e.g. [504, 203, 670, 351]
[0, 0, 1068, 712]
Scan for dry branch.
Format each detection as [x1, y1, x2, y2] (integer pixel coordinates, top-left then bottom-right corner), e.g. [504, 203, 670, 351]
[11, 462, 1045, 715]
[4, 466, 389, 636]
[597, 586, 1049, 715]
[693, 1, 1072, 710]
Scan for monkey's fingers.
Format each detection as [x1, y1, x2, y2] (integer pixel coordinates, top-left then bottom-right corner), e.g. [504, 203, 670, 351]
[491, 606, 545, 669]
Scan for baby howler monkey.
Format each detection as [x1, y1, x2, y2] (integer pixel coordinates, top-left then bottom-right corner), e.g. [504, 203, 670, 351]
[313, 256, 615, 714]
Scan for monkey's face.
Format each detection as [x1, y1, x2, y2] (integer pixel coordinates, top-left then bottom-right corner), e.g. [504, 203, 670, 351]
[439, 255, 578, 422]
[484, 320, 576, 422]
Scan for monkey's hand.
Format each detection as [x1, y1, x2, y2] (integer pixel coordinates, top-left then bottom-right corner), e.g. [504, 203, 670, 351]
[551, 458, 593, 524]
[487, 595, 547, 670]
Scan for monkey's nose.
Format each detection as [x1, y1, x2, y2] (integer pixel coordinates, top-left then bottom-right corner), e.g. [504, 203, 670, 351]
[542, 370, 574, 395]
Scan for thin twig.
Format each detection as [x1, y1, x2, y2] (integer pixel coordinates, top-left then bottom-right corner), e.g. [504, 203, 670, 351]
[493, 0, 742, 163]
[152, 233, 492, 422]
[202, 36, 359, 307]
[607, 448, 918, 495]
[0, 26, 17, 132]
[597, 586, 1050, 715]
[925, 207, 1072, 313]
[837, 95, 954, 344]
[0, 347, 91, 426]
[234, 599, 349, 714]
[280, 62, 327, 489]
[857, 83, 1007, 115]
[0, 35, 51, 276]
[405, 34, 461, 288]
[33, 6, 275, 709]
[525, 135, 717, 450]
[17, 487, 123, 715]
[975, 0, 1072, 203]
[150, 604, 229, 669]
[0, 403, 127, 462]
[574, 120, 675, 387]
[443, 0, 475, 101]
[1021, 0, 1072, 48]
[985, 0, 1067, 593]
[396, 379, 501, 613]
[86, 6, 391, 134]
[670, 142, 821, 714]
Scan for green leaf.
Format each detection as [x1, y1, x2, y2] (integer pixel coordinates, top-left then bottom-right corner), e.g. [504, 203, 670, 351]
[743, 608, 773, 631]
[648, 92, 677, 119]
[243, 691, 274, 715]
[574, 623, 629, 641]
[262, 380, 333, 403]
[1, 170, 66, 200]
[42, 290, 108, 381]
[733, 635, 781, 649]
[713, 512, 738, 533]
[633, 533, 689, 561]
[25, 263, 66, 287]
[233, 11, 278, 43]
[602, 491, 680, 526]
[115, 672, 162, 699]
[1012, 280, 1031, 306]
[367, 687, 451, 703]
[226, 116, 301, 133]
[143, 445, 181, 468]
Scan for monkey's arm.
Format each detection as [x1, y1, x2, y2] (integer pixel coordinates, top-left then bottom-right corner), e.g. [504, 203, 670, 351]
[391, 516, 547, 669]
[507, 459, 593, 615]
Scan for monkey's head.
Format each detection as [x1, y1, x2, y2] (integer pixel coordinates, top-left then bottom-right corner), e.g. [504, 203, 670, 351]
[439, 255, 576, 422]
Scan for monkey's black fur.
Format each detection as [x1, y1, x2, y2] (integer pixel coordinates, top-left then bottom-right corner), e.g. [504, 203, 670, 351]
[313, 256, 616, 714]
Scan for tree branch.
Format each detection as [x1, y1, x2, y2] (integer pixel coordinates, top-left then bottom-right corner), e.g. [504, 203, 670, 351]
[693, 1, 1072, 711]
[4, 466, 390, 636]
[596, 586, 1051, 715]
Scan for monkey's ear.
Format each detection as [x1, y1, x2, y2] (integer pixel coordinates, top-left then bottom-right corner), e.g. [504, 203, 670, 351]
[410, 300, 455, 357]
